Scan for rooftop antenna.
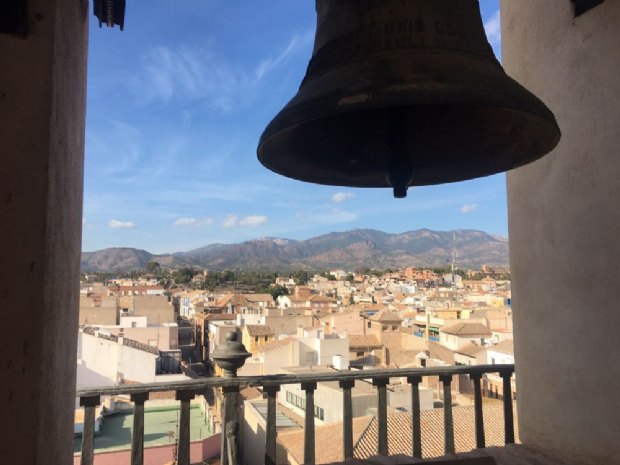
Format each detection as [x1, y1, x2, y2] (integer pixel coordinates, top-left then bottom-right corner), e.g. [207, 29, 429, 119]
[451, 232, 458, 302]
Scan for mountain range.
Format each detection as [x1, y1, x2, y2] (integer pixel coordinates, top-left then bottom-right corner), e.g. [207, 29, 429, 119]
[81, 229, 509, 272]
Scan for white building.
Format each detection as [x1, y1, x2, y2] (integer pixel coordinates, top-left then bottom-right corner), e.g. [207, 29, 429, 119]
[438, 322, 492, 351]
[278, 367, 434, 425]
[76, 329, 188, 390]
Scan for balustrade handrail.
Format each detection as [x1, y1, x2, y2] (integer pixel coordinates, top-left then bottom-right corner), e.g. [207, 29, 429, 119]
[76, 363, 514, 398]
[77, 353, 515, 465]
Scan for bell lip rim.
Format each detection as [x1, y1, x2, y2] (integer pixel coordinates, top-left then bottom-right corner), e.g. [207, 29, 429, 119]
[257, 102, 561, 160]
[255, 153, 559, 189]
[258, 96, 560, 153]
[256, 105, 561, 189]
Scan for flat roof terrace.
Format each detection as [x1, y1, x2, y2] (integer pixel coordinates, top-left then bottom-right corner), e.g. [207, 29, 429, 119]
[73, 402, 212, 454]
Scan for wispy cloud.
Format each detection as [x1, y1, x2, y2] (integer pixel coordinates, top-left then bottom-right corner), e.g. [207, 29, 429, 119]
[133, 32, 312, 112]
[460, 204, 479, 214]
[484, 10, 501, 47]
[332, 192, 356, 203]
[109, 220, 136, 229]
[136, 46, 238, 111]
[173, 217, 214, 228]
[253, 32, 313, 82]
[86, 121, 187, 186]
[222, 214, 268, 228]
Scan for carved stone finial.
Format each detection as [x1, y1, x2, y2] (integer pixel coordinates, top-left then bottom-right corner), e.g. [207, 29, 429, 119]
[211, 329, 251, 378]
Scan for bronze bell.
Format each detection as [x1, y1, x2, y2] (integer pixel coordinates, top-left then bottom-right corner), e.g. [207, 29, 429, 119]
[257, 0, 560, 198]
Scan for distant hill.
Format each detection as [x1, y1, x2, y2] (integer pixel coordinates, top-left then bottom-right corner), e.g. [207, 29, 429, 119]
[81, 248, 193, 272]
[81, 229, 508, 272]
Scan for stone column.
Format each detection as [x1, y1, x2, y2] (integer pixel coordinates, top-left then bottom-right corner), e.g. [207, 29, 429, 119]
[0, 1, 88, 464]
[212, 331, 251, 465]
[503, 0, 620, 462]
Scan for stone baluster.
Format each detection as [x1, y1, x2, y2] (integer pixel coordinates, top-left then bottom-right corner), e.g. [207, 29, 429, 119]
[372, 377, 389, 456]
[439, 374, 455, 455]
[79, 395, 101, 465]
[211, 331, 251, 465]
[407, 375, 423, 459]
[130, 392, 149, 465]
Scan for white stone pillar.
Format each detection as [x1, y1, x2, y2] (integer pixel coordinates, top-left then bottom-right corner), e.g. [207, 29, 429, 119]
[0, 0, 88, 463]
[503, 0, 620, 462]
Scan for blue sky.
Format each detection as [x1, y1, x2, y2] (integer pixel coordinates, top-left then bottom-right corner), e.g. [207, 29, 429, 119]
[83, 0, 503, 254]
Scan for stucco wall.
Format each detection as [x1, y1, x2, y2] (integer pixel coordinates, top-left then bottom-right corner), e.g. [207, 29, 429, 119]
[0, 1, 88, 463]
[503, 0, 620, 463]
[72, 436, 220, 465]
[110, 325, 178, 350]
[79, 306, 118, 326]
[242, 402, 268, 465]
[298, 336, 350, 367]
[77, 332, 158, 387]
[264, 314, 314, 335]
[264, 341, 296, 374]
[327, 311, 366, 335]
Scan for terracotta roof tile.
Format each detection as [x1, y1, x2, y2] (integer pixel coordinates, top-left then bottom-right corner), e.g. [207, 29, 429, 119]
[370, 310, 403, 322]
[246, 324, 275, 337]
[348, 334, 382, 349]
[353, 403, 519, 461]
[456, 344, 487, 357]
[263, 337, 294, 352]
[240, 386, 263, 401]
[309, 295, 337, 303]
[278, 416, 373, 465]
[245, 294, 275, 302]
[487, 340, 514, 355]
[277, 403, 519, 464]
[204, 313, 236, 321]
[440, 322, 492, 337]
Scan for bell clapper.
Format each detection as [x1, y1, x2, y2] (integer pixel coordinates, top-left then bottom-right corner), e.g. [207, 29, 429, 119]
[386, 108, 413, 199]
[386, 155, 413, 198]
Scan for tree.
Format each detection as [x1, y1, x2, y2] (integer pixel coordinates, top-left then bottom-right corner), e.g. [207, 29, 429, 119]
[264, 285, 289, 300]
[145, 261, 161, 274]
[292, 270, 309, 285]
[171, 267, 197, 285]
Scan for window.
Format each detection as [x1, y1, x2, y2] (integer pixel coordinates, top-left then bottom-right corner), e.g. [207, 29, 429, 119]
[288, 392, 307, 411]
[294, 395, 305, 410]
[264, 336, 268, 341]
[382, 325, 388, 331]
[314, 405, 325, 421]
[392, 325, 398, 331]
[255, 336, 259, 343]
[356, 351, 365, 357]
[367, 321, 371, 328]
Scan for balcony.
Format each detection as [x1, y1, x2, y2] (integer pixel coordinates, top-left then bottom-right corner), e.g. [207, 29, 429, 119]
[76, 361, 516, 465]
